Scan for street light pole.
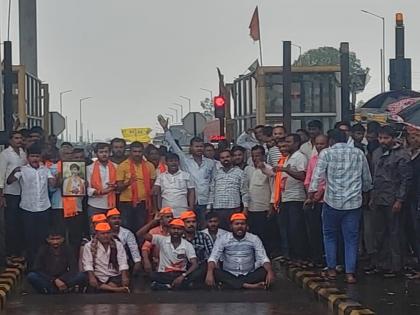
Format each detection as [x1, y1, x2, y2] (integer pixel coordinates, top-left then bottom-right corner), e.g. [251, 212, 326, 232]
[180, 96, 191, 112]
[361, 9, 386, 92]
[169, 107, 179, 122]
[59, 90, 72, 140]
[200, 88, 213, 100]
[79, 97, 92, 143]
[172, 103, 184, 119]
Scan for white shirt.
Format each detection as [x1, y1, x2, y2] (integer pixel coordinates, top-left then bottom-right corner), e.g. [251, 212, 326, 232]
[299, 141, 317, 161]
[154, 170, 195, 217]
[244, 165, 273, 212]
[15, 165, 53, 212]
[0, 147, 27, 195]
[87, 162, 117, 209]
[117, 227, 141, 263]
[82, 240, 129, 283]
[282, 151, 308, 202]
[201, 228, 228, 242]
[152, 234, 196, 272]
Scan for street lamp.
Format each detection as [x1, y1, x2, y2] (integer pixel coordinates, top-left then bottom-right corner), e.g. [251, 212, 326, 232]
[79, 97, 92, 143]
[172, 103, 184, 119]
[169, 107, 179, 122]
[179, 96, 192, 112]
[291, 44, 302, 64]
[59, 90, 72, 140]
[200, 88, 213, 100]
[361, 9, 385, 93]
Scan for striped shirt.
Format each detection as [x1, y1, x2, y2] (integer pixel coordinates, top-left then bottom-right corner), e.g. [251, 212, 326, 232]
[208, 166, 249, 209]
[267, 146, 282, 167]
[309, 143, 372, 210]
[208, 232, 270, 276]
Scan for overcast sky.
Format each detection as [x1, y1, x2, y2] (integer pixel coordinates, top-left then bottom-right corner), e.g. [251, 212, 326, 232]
[1, 0, 420, 140]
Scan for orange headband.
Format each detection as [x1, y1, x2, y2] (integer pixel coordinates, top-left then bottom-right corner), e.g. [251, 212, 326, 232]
[159, 207, 174, 215]
[106, 208, 121, 217]
[180, 210, 196, 220]
[91, 214, 107, 223]
[169, 218, 185, 227]
[95, 222, 111, 232]
[230, 213, 247, 222]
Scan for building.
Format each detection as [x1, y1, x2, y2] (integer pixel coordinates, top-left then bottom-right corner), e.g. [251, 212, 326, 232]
[231, 65, 341, 136]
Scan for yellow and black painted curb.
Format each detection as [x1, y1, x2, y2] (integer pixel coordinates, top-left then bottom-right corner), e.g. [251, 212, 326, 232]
[0, 258, 25, 310]
[280, 263, 376, 315]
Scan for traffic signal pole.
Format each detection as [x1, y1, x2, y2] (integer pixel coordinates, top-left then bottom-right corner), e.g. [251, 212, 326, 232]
[219, 118, 225, 137]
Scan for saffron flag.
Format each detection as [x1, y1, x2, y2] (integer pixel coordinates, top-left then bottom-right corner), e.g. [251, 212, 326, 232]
[249, 6, 260, 41]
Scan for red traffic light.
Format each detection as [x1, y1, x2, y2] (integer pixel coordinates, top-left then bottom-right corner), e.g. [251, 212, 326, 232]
[213, 96, 225, 107]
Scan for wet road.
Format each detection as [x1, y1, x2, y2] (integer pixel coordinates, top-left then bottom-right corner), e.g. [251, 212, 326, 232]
[5, 270, 330, 315]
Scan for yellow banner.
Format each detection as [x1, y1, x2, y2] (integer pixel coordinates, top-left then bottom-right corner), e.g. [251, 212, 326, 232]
[121, 128, 152, 143]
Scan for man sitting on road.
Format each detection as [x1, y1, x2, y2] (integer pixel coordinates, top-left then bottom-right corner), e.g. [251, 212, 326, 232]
[106, 208, 142, 274]
[140, 207, 174, 273]
[205, 213, 275, 290]
[201, 212, 228, 242]
[180, 210, 213, 287]
[138, 217, 198, 290]
[82, 222, 130, 293]
[27, 228, 86, 294]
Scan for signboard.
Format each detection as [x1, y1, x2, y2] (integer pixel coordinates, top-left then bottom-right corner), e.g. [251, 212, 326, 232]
[121, 127, 152, 143]
[182, 112, 206, 136]
[50, 111, 65, 136]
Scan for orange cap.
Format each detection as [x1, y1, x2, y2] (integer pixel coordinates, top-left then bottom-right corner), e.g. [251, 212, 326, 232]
[230, 213, 247, 222]
[106, 208, 121, 217]
[95, 222, 111, 232]
[159, 207, 174, 215]
[169, 218, 185, 227]
[91, 214, 107, 223]
[180, 210, 196, 220]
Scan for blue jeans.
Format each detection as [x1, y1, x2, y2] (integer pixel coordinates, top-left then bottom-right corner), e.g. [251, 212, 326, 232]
[27, 271, 87, 294]
[322, 204, 361, 274]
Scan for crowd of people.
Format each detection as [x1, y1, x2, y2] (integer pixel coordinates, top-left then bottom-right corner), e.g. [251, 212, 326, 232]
[0, 115, 419, 293]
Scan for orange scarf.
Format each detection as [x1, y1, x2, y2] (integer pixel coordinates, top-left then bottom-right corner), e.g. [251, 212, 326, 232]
[56, 161, 78, 218]
[129, 159, 152, 209]
[90, 160, 117, 208]
[158, 161, 167, 173]
[273, 155, 288, 209]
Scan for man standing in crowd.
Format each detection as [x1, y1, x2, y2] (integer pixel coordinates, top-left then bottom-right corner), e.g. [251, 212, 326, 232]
[106, 208, 142, 273]
[158, 115, 215, 227]
[117, 142, 156, 233]
[201, 212, 228, 242]
[87, 143, 118, 219]
[140, 207, 174, 273]
[205, 213, 275, 290]
[244, 145, 272, 248]
[153, 153, 195, 217]
[236, 125, 265, 150]
[203, 143, 216, 160]
[352, 123, 367, 152]
[7, 143, 55, 267]
[208, 150, 249, 230]
[309, 129, 372, 284]
[110, 138, 127, 165]
[231, 146, 248, 170]
[139, 217, 198, 290]
[304, 135, 329, 266]
[300, 120, 323, 160]
[267, 126, 286, 167]
[369, 125, 412, 278]
[0, 131, 26, 259]
[335, 121, 354, 146]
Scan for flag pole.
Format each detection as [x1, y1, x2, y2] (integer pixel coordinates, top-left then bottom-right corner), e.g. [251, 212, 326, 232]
[258, 6, 263, 65]
[258, 36, 263, 66]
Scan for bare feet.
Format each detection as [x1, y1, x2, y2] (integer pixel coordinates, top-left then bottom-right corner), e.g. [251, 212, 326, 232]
[243, 282, 266, 290]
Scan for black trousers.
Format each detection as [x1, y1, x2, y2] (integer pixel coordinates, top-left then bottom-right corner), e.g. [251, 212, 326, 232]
[304, 203, 324, 264]
[119, 201, 147, 236]
[4, 195, 23, 256]
[213, 208, 241, 231]
[21, 209, 49, 268]
[248, 211, 269, 249]
[214, 267, 267, 289]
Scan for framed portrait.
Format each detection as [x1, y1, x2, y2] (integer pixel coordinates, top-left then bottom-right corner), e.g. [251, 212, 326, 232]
[62, 161, 87, 197]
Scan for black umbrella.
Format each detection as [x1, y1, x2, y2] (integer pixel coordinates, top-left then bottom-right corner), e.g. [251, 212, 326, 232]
[361, 90, 420, 110]
[397, 102, 420, 128]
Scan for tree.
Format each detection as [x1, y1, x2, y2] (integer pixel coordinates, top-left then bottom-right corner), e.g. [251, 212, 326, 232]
[294, 46, 370, 106]
[200, 97, 214, 121]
